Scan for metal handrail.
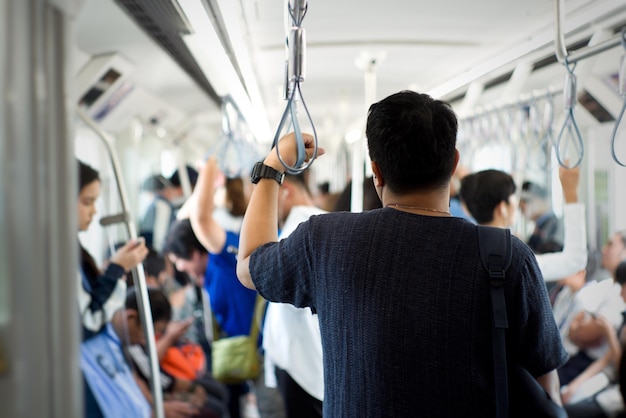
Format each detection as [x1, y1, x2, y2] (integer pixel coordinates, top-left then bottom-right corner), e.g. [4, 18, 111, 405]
[77, 108, 164, 418]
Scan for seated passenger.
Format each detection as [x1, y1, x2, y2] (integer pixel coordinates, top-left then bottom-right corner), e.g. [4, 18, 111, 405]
[81, 288, 189, 417]
[551, 258, 595, 357]
[459, 165, 587, 282]
[563, 260, 626, 417]
[125, 276, 229, 418]
[558, 232, 626, 388]
[77, 159, 148, 340]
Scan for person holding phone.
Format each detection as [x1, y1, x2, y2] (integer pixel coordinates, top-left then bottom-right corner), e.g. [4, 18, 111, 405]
[77, 159, 149, 340]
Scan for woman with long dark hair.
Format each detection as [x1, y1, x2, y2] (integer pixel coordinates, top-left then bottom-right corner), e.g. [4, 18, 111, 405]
[78, 159, 148, 339]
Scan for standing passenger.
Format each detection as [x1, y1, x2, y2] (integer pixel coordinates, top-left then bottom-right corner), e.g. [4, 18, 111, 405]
[459, 166, 587, 282]
[77, 160, 148, 340]
[139, 174, 176, 252]
[236, 90, 566, 416]
[183, 157, 286, 418]
[164, 218, 257, 418]
[262, 172, 325, 418]
[520, 180, 564, 252]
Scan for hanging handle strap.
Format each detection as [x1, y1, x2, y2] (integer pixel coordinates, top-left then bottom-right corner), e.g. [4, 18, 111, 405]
[610, 29, 626, 167]
[555, 63, 584, 169]
[478, 226, 512, 418]
[272, 0, 318, 174]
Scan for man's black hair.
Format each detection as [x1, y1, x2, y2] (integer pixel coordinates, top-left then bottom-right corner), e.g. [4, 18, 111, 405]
[162, 218, 207, 260]
[125, 287, 172, 323]
[459, 170, 516, 225]
[366, 90, 458, 193]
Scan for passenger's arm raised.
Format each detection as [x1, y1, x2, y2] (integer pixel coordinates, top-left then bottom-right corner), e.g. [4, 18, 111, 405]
[236, 132, 324, 289]
[188, 158, 226, 254]
[535, 166, 587, 281]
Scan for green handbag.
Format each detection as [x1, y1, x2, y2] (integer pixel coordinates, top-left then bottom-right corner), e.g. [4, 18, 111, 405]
[212, 296, 266, 384]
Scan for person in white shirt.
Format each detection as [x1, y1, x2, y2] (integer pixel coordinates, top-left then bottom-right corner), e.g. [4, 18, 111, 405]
[262, 173, 325, 418]
[559, 231, 626, 389]
[459, 165, 587, 281]
[552, 266, 592, 356]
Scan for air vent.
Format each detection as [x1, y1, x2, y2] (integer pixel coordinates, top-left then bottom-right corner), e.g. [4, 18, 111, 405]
[114, 0, 220, 104]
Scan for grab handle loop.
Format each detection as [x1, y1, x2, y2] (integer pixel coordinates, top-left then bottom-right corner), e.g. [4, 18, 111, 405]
[272, 0, 317, 174]
[610, 29, 626, 167]
[527, 97, 551, 170]
[206, 98, 260, 177]
[541, 92, 555, 147]
[273, 82, 317, 173]
[556, 62, 584, 168]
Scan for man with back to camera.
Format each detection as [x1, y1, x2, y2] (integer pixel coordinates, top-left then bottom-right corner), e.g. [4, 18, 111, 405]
[236, 90, 567, 416]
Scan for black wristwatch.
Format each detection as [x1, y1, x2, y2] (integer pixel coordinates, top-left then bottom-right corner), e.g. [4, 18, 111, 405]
[250, 162, 285, 185]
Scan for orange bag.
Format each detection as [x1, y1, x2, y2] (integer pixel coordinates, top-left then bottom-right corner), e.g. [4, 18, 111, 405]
[160, 344, 206, 380]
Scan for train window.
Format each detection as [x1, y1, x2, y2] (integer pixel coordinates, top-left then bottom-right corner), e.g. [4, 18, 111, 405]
[473, 144, 513, 173]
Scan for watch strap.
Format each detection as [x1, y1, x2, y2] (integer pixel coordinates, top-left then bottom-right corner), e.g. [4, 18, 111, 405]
[251, 162, 285, 185]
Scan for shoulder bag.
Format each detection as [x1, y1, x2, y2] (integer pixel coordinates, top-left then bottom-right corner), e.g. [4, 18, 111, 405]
[478, 226, 567, 418]
[211, 295, 266, 384]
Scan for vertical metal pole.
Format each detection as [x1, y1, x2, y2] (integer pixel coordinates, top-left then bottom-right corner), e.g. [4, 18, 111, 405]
[351, 59, 377, 212]
[78, 109, 165, 418]
[0, 0, 82, 417]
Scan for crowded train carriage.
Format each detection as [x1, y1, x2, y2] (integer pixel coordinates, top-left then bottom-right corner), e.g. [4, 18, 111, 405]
[2, 0, 626, 416]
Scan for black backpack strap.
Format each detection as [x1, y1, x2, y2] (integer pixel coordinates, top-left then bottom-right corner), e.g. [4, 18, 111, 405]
[477, 226, 512, 418]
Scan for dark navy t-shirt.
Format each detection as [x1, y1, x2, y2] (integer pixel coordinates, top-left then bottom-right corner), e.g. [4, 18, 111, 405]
[250, 208, 567, 417]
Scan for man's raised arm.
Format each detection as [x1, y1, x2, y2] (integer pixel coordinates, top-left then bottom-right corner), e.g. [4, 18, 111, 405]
[236, 132, 323, 289]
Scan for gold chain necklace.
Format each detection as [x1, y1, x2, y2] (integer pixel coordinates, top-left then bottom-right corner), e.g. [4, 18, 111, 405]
[387, 203, 451, 215]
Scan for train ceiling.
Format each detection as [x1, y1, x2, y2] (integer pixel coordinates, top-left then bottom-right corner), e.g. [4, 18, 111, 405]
[75, 0, 626, 151]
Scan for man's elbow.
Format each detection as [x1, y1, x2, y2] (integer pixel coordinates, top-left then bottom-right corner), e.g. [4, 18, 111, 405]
[236, 257, 256, 290]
